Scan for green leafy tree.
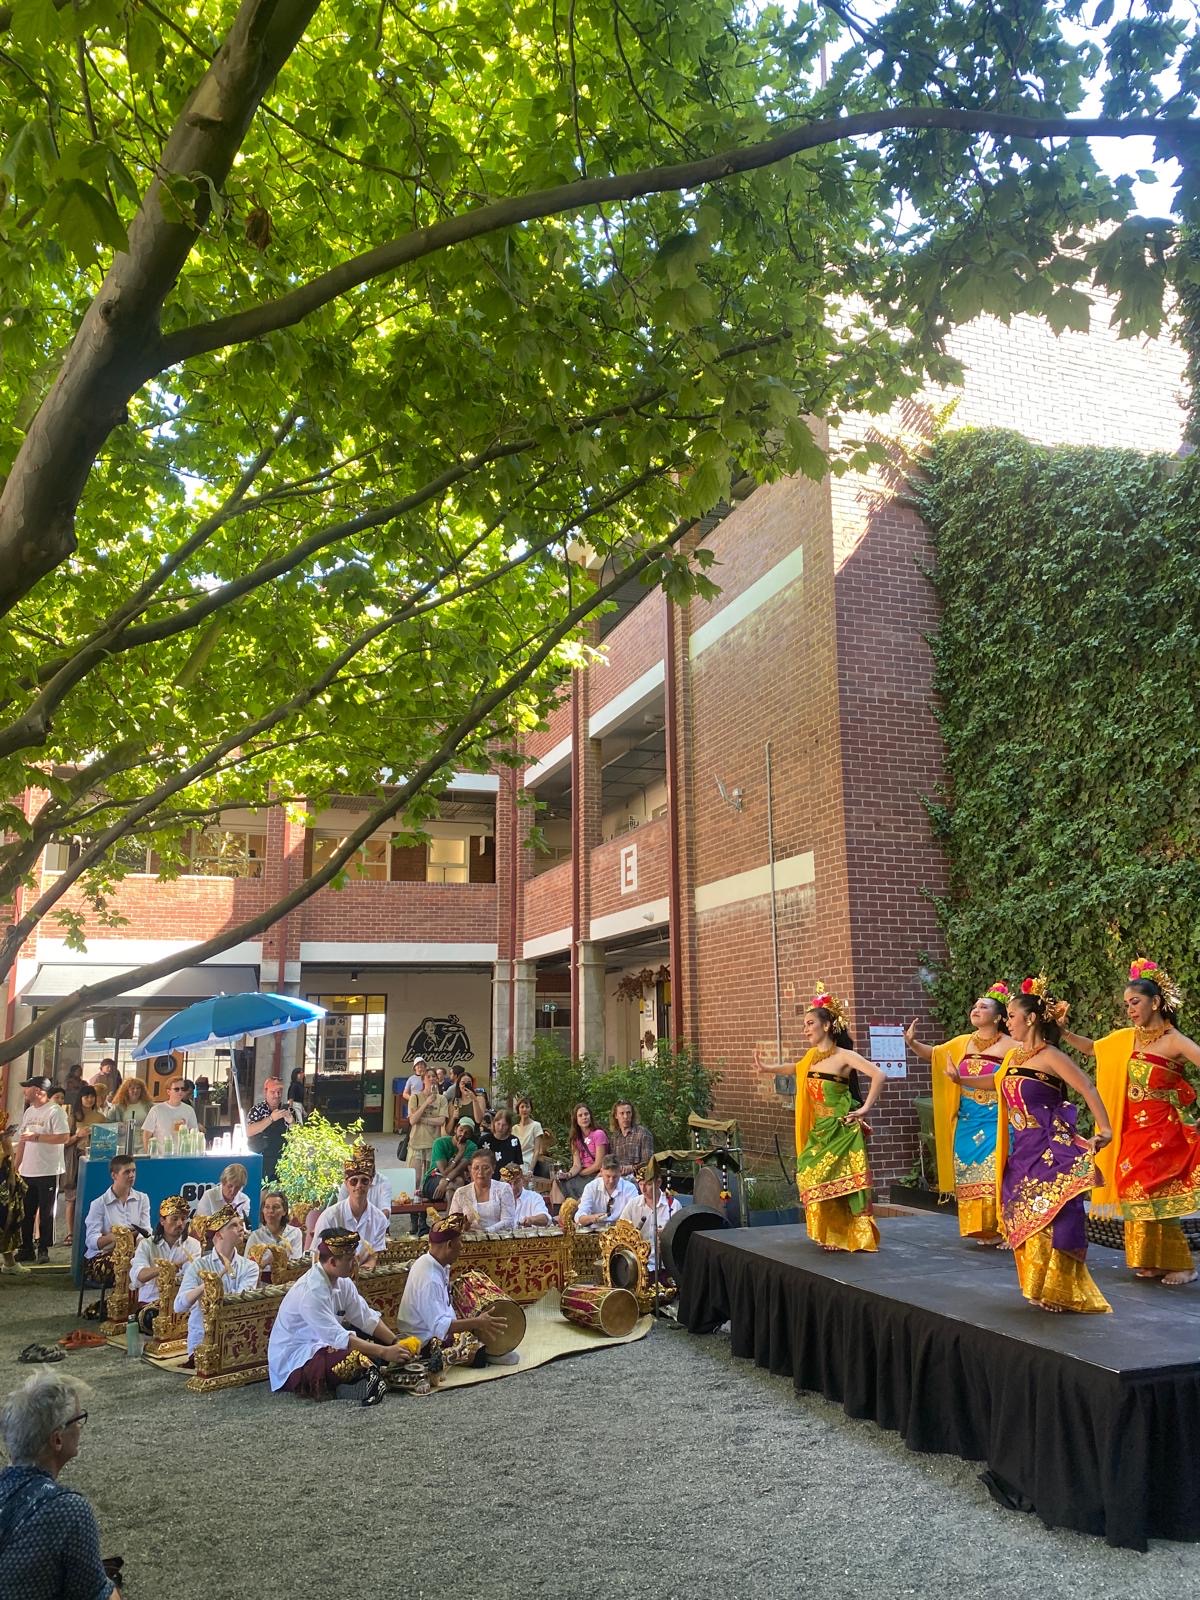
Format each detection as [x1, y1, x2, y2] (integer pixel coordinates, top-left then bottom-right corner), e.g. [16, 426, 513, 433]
[0, 0, 1197, 1061]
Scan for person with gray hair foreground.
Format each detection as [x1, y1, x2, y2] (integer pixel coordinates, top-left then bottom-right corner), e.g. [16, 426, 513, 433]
[0, 1371, 121, 1599]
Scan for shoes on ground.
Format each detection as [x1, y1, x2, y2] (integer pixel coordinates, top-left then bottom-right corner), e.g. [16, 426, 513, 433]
[58, 1330, 106, 1350]
[18, 1344, 66, 1364]
[15, 1251, 34, 1264]
[36, 1251, 49, 1264]
[361, 1368, 388, 1407]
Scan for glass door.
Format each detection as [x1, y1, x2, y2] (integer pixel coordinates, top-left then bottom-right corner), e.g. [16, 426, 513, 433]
[304, 993, 387, 1132]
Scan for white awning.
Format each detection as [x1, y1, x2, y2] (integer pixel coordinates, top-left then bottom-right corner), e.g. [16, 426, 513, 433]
[19, 964, 258, 1007]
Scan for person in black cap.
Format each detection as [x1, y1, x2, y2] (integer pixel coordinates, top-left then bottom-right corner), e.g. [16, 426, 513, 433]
[14, 1077, 70, 1263]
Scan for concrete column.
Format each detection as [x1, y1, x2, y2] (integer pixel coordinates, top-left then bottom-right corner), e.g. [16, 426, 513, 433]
[512, 961, 537, 1057]
[575, 941, 606, 1062]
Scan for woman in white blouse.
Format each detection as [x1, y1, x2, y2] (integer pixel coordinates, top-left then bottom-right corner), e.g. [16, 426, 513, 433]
[246, 1189, 304, 1260]
[447, 1149, 516, 1234]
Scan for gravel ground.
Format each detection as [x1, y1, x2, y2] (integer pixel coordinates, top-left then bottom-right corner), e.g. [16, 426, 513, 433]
[2, 1264, 1197, 1600]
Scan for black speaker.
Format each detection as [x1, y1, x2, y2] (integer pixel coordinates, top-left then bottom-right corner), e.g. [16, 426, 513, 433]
[660, 1204, 731, 1285]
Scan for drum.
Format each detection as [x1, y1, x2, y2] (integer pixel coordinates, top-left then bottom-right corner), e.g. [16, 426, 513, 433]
[606, 1245, 641, 1290]
[449, 1268, 526, 1355]
[559, 1284, 639, 1337]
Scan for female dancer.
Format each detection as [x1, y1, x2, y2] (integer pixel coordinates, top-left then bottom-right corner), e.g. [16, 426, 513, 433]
[997, 978, 1112, 1312]
[905, 982, 1014, 1244]
[758, 985, 886, 1252]
[1058, 958, 1199, 1286]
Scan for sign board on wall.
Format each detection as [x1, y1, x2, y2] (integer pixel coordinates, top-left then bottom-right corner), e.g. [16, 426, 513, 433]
[868, 1025, 908, 1079]
[620, 843, 638, 894]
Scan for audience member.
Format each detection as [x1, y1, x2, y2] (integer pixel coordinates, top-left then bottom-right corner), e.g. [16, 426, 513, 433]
[423, 1115, 478, 1202]
[61, 1064, 86, 1110]
[500, 1162, 551, 1227]
[83, 1158, 150, 1285]
[246, 1077, 298, 1181]
[62, 1087, 106, 1247]
[105, 1078, 151, 1136]
[194, 1163, 251, 1225]
[311, 1151, 389, 1266]
[246, 1189, 305, 1261]
[267, 1228, 419, 1405]
[287, 1066, 306, 1104]
[87, 1076, 111, 1114]
[513, 1095, 547, 1176]
[609, 1099, 654, 1176]
[335, 1141, 392, 1215]
[575, 1156, 636, 1231]
[130, 1196, 200, 1333]
[396, 1056, 427, 1160]
[15, 1075, 70, 1263]
[95, 1059, 122, 1098]
[174, 1207, 259, 1360]
[0, 1371, 122, 1600]
[482, 1107, 523, 1174]
[550, 1102, 608, 1205]
[448, 1149, 516, 1233]
[618, 1165, 681, 1272]
[139, 1079, 198, 1152]
[406, 1066, 447, 1188]
[0, 1123, 27, 1274]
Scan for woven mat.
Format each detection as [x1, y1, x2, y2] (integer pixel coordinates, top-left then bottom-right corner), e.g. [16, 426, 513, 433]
[104, 1335, 191, 1371]
[437, 1287, 651, 1390]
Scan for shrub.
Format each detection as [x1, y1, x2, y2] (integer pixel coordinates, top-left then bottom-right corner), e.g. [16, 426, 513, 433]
[274, 1111, 364, 1212]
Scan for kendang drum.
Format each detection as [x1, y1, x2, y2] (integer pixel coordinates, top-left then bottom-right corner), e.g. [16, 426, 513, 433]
[559, 1283, 639, 1337]
[450, 1268, 526, 1355]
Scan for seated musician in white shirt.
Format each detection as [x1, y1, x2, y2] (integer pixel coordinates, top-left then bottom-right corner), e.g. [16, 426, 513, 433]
[335, 1141, 393, 1216]
[396, 1212, 507, 1360]
[193, 1163, 251, 1225]
[310, 1151, 390, 1267]
[267, 1227, 420, 1407]
[447, 1149, 516, 1234]
[83, 1156, 151, 1281]
[617, 1164, 681, 1273]
[576, 1157, 636, 1232]
[173, 1205, 260, 1360]
[500, 1162, 551, 1228]
[245, 1188, 305, 1262]
[129, 1194, 201, 1332]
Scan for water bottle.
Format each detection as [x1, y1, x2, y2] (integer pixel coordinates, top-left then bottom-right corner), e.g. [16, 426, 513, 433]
[125, 1313, 140, 1358]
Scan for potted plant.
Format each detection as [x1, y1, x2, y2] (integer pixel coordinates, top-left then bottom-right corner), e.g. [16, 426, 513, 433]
[274, 1112, 364, 1224]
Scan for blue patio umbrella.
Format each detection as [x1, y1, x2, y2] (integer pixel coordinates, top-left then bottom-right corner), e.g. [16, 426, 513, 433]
[131, 992, 326, 1059]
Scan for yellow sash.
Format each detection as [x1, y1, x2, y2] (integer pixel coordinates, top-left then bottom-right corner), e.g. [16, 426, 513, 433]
[991, 1050, 1015, 1222]
[792, 1047, 820, 1158]
[930, 1034, 971, 1193]
[1092, 1027, 1133, 1212]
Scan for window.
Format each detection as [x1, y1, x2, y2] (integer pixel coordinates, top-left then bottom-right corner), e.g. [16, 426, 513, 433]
[304, 993, 387, 1132]
[427, 836, 468, 884]
[42, 828, 266, 879]
[311, 833, 390, 881]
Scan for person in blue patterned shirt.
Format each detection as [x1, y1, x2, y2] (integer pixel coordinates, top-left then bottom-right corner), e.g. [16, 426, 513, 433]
[0, 1371, 119, 1600]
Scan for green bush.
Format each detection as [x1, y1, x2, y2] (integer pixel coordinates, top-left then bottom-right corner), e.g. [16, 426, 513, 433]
[495, 1039, 718, 1156]
[274, 1111, 364, 1212]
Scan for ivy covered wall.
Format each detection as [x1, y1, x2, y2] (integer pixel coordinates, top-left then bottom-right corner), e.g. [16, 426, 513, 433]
[918, 427, 1200, 1041]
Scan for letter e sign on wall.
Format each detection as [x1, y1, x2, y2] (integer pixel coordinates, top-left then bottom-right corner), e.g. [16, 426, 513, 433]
[620, 843, 638, 895]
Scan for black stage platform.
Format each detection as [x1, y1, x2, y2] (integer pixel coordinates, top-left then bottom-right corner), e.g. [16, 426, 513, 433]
[679, 1213, 1200, 1549]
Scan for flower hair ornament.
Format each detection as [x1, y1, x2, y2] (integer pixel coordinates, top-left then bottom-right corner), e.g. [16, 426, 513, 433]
[1019, 973, 1051, 1003]
[1129, 957, 1182, 1013]
[809, 982, 849, 1032]
[984, 981, 1012, 1006]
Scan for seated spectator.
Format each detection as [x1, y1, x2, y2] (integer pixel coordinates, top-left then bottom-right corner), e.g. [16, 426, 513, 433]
[140, 1078, 198, 1152]
[268, 1228, 419, 1406]
[618, 1165, 681, 1273]
[482, 1108, 523, 1175]
[513, 1095, 547, 1176]
[194, 1163, 251, 1225]
[423, 1115, 478, 1202]
[0, 1123, 27, 1275]
[311, 1152, 389, 1267]
[406, 1066, 447, 1188]
[246, 1189, 305, 1262]
[500, 1163, 552, 1228]
[174, 1206, 259, 1360]
[130, 1195, 200, 1332]
[83, 1157, 151, 1283]
[105, 1077, 151, 1136]
[0, 1372, 122, 1600]
[576, 1156, 636, 1231]
[448, 1149, 516, 1233]
[609, 1099, 654, 1176]
[550, 1103, 608, 1205]
[335, 1141, 392, 1215]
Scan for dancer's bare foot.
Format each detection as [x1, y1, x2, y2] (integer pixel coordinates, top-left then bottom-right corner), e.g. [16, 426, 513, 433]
[1161, 1269, 1197, 1286]
[1033, 1299, 1064, 1313]
[1134, 1268, 1163, 1279]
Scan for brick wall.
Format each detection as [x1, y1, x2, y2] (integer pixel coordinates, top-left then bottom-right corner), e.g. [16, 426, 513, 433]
[590, 815, 668, 921]
[523, 696, 572, 766]
[588, 590, 666, 717]
[297, 879, 498, 943]
[522, 859, 572, 945]
[33, 872, 272, 946]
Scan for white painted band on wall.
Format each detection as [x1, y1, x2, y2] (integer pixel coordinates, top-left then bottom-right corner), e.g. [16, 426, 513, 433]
[589, 897, 670, 942]
[31, 938, 266, 966]
[523, 926, 573, 960]
[688, 546, 805, 660]
[588, 660, 665, 739]
[694, 850, 815, 914]
[298, 941, 498, 963]
[523, 734, 573, 790]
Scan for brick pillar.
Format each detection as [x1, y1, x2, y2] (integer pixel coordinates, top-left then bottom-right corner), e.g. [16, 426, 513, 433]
[570, 636, 603, 1059]
[666, 593, 700, 1048]
[261, 800, 308, 1095]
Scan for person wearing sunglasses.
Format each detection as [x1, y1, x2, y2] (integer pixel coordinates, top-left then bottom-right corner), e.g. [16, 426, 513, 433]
[0, 1371, 122, 1599]
[309, 1150, 389, 1270]
[334, 1141, 392, 1216]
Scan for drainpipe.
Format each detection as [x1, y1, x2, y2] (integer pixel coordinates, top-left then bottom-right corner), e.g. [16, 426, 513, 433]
[765, 740, 782, 1068]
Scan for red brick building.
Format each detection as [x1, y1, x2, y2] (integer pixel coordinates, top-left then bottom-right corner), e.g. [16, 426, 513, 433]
[5, 301, 1186, 1177]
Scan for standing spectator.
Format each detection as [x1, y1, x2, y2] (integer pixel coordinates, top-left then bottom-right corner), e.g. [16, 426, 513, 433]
[406, 1066, 447, 1189]
[396, 1056, 427, 1160]
[86, 1076, 111, 1115]
[246, 1077, 298, 1182]
[139, 1079, 198, 1153]
[105, 1079, 151, 1139]
[513, 1096, 547, 1176]
[97, 1059, 122, 1095]
[0, 1371, 122, 1600]
[287, 1066, 306, 1106]
[15, 1077, 70, 1263]
[61, 1065, 86, 1111]
[482, 1108, 523, 1175]
[62, 1088, 105, 1248]
[455, 1070, 491, 1127]
[0, 1123, 28, 1274]
[609, 1100, 654, 1177]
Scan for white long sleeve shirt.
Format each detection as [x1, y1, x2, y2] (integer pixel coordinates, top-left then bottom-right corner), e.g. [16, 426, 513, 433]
[267, 1263, 382, 1390]
[511, 1187, 552, 1226]
[129, 1234, 201, 1305]
[309, 1197, 390, 1259]
[336, 1174, 393, 1214]
[174, 1248, 260, 1355]
[617, 1192, 681, 1270]
[396, 1251, 454, 1346]
[194, 1185, 251, 1224]
[577, 1175, 637, 1230]
[448, 1179, 515, 1234]
[84, 1186, 151, 1259]
[246, 1223, 305, 1261]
